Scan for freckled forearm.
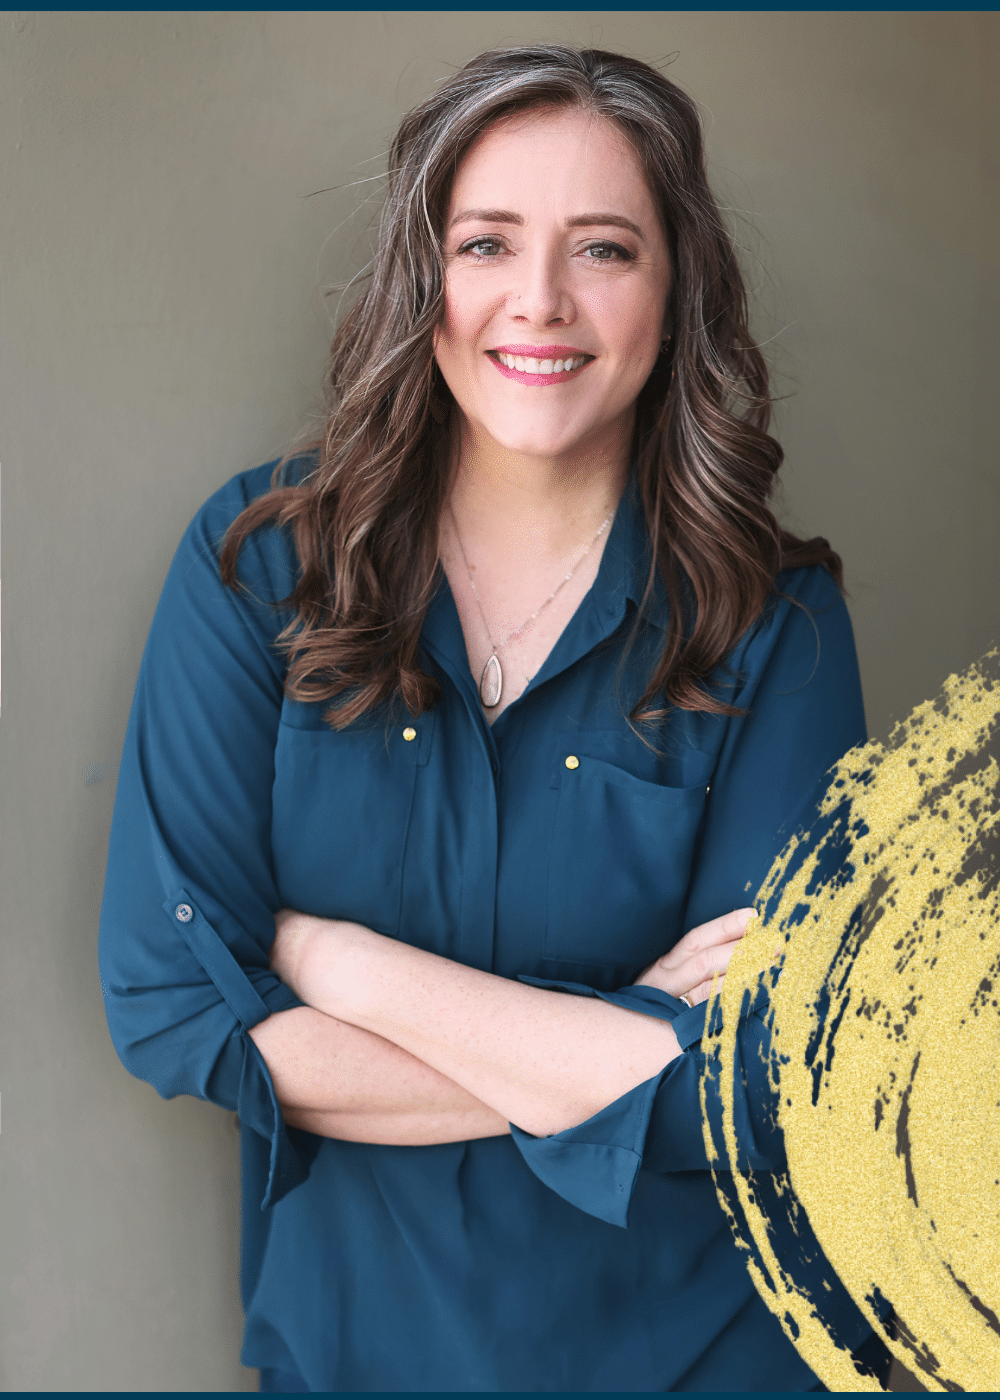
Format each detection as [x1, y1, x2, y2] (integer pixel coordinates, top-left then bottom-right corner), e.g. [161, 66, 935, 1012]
[283, 1103, 511, 1146]
[293, 922, 681, 1137]
[248, 1005, 510, 1143]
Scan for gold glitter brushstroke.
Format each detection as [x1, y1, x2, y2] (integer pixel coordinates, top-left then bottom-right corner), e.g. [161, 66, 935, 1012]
[702, 648, 1000, 1392]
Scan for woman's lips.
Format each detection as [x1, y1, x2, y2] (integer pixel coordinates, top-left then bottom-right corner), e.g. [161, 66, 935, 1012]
[487, 348, 594, 386]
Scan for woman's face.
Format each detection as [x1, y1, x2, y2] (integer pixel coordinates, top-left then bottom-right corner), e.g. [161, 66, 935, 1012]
[434, 106, 672, 467]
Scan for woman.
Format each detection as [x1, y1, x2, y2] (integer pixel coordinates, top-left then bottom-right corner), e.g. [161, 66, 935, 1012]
[100, 46, 883, 1392]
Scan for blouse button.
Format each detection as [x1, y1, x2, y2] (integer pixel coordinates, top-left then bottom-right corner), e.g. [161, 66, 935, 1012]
[565, 755, 580, 770]
[175, 903, 194, 923]
[402, 727, 417, 742]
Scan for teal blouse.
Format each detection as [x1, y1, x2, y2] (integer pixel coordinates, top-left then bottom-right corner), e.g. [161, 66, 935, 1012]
[100, 459, 874, 1391]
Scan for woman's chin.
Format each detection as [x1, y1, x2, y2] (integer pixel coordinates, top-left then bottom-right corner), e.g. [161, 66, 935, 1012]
[464, 410, 627, 465]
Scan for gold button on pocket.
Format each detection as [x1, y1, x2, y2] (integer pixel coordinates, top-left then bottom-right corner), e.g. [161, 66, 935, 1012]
[545, 747, 712, 966]
[402, 727, 417, 742]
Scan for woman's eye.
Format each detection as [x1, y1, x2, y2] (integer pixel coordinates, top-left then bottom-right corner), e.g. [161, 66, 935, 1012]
[584, 242, 632, 262]
[459, 237, 503, 259]
[455, 237, 634, 262]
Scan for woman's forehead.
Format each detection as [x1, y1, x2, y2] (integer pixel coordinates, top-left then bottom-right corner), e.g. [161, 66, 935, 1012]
[461, 105, 633, 165]
[448, 108, 653, 213]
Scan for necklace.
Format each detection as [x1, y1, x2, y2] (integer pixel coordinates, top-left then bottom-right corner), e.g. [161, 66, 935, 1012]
[447, 502, 615, 709]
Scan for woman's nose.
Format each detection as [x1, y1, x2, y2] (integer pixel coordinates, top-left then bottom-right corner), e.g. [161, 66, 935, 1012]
[509, 246, 574, 327]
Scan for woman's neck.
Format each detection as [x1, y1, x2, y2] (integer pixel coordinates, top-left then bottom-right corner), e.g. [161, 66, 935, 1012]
[446, 418, 632, 553]
[438, 416, 632, 722]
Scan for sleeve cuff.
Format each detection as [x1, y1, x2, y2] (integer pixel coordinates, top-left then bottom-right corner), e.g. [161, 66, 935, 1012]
[644, 983, 785, 1176]
[509, 977, 784, 1227]
[509, 1064, 668, 1229]
[164, 889, 319, 1209]
[510, 976, 681, 1227]
[241, 1035, 322, 1210]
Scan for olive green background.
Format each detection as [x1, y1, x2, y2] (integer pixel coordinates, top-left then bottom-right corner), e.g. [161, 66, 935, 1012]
[1, 11, 996, 1390]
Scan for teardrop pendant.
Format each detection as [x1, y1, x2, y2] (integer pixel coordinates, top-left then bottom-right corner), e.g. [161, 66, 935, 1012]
[479, 653, 503, 708]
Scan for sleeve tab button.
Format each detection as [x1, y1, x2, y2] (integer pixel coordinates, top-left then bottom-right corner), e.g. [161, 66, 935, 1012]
[565, 755, 580, 770]
[175, 903, 194, 923]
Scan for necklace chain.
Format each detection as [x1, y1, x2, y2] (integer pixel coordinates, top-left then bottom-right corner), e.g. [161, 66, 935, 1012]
[447, 501, 615, 708]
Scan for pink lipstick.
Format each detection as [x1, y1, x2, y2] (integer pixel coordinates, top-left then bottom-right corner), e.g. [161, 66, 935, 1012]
[487, 344, 594, 387]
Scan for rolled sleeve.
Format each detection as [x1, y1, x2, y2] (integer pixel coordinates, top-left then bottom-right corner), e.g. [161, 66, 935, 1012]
[98, 463, 316, 1209]
[510, 566, 866, 1228]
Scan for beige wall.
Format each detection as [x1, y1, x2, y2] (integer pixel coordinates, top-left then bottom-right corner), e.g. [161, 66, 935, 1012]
[1, 11, 996, 1391]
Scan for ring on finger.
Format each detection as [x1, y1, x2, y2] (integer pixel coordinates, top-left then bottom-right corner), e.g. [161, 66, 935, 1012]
[678, 993, 693, 1009]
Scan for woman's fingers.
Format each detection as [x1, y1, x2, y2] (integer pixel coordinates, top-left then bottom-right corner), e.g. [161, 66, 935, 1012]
[633, 907, 757, 1002]
[655, 907, 755, 971]
[685, 974, 726, 1005]
[633, 939, 737, 1001]
[673, 936, 743, 1002]
[685, 906, 756, 949]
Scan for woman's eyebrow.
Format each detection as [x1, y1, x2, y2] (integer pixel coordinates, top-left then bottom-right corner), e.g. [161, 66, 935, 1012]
[565, 213, 645, 239]
[449, 208, 522, 228]
[449, 208, 645, 240]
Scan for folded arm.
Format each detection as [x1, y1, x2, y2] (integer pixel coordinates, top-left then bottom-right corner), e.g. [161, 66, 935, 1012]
[251, 900, 751, 1143]
[249, 1005, 510, 1144]
[265, 912, 698, 1138]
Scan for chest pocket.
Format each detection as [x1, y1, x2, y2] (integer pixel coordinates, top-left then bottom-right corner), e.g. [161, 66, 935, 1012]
[271, 709, 435, 937]
[544, 742, 713, 974]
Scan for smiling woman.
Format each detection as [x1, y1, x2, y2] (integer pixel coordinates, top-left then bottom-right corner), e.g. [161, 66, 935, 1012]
[98, 45, 888, 1394]
[433, 107, 672, 715]
[436, 109, 670, 450]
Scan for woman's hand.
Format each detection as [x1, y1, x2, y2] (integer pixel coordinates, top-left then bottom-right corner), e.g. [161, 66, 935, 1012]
[269, 908, 372, 1003]
[268, 908, 320, 993]
[633, 907, 757, 1005]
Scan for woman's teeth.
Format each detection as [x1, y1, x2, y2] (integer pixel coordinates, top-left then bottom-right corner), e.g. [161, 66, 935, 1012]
[495, 352, 588, 375]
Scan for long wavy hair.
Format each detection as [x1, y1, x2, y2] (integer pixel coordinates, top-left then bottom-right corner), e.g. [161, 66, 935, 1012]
[220, 44, 841, 728]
